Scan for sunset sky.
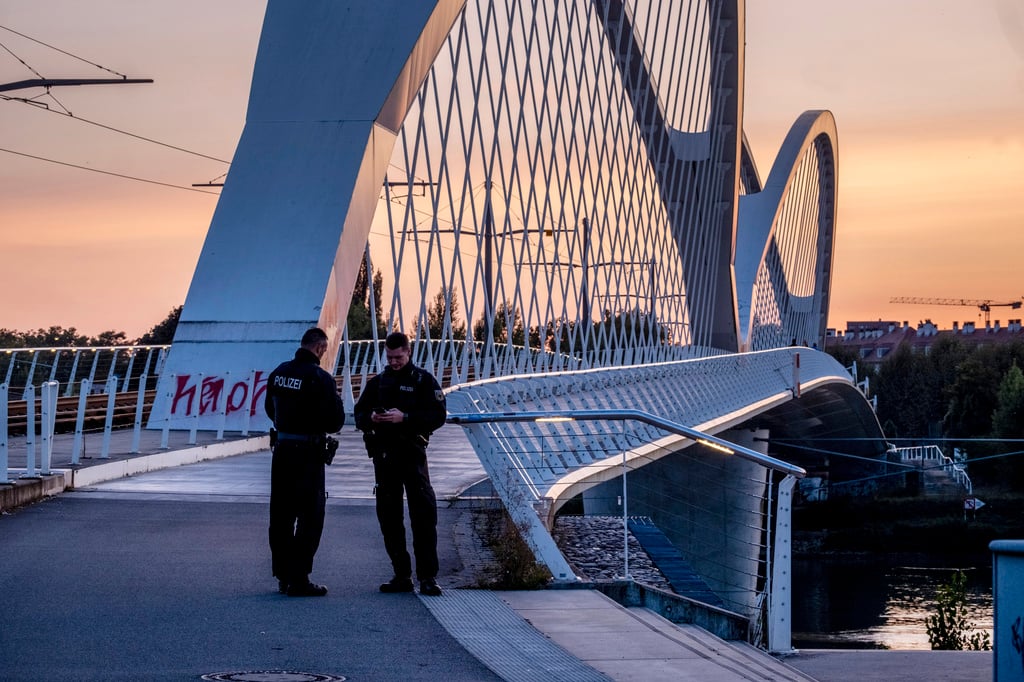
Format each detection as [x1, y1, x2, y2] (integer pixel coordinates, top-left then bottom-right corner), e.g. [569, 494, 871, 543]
[1, 1, 1022, 339]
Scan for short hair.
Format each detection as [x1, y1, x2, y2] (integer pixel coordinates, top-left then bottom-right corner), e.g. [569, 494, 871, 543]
[385, 331, 411, 351]
[301, 327, 328, 347]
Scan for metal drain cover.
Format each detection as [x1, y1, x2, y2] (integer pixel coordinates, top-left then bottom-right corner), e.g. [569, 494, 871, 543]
[201, 672, 346, 682]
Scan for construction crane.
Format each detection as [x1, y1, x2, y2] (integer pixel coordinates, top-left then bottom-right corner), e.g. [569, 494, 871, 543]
[890, 297, 1023, 325]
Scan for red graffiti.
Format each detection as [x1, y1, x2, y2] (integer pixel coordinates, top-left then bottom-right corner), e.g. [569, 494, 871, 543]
[169, 371, 268, 417]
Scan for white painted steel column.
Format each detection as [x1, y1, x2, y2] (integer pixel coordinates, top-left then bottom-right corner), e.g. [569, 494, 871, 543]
[621, 448, 631, 579]
[3, 352, 16, 386]
[104, 349, 120, 388]
[20, 351, 39, 400]
[160, 374, 173, 449]
[0, 383, 10, 484]
[241, 370, 254, 437]
[71, 379, 90, 464]
[189, 373, 202, 444]
[63, 349, 82, 396]
[130, 376, 146, 453]
[22, 384, 36, 478]
[768, 474, 796, 653]
[216, 371, 229, 440]
[39, 381, 58, 475]
[100, 376, 118, 459]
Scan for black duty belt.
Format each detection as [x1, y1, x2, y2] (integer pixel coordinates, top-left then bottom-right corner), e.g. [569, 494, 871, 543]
[276, 431, 323, 443]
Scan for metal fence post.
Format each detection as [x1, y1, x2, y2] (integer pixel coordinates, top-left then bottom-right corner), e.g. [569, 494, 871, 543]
[621, 448, 631, 579]
[0, 383, 10, 484]
[189, 373, 202, 445]
[100, 376, 118, 459]
[768, 475, 796, 653]
[130, 374, 146, 454]
[39, 381, 58, 475]
[71, 378, 90, 464]
[160, 374, 173, 449]
[216, 371, 229, 440]
[22, 384, 37, 478]
[240, 370, 254, 437]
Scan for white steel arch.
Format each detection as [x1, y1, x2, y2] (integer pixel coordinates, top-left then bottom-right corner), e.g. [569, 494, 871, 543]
[736, 110, 838, 351]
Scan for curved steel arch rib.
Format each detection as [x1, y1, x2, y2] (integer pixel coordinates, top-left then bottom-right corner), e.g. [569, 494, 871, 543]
[153, 0, 750, 429]
[152, 1, 467, 427]
[735, 110, 838, 350]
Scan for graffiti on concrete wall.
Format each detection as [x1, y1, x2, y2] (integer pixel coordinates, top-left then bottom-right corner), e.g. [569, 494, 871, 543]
[168, 372, 267, 418]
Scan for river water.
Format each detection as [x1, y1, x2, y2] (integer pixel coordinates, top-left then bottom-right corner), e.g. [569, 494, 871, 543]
[792, 553, 993, 650]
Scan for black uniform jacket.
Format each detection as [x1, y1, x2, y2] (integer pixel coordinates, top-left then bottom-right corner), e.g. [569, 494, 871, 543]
[265, 347, 345, 435]
[353, 361, 446, 446]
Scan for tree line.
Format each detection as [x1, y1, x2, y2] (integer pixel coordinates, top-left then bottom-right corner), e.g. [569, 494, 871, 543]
[1, 306, 182, 349]
[827, 337, 1024, 487]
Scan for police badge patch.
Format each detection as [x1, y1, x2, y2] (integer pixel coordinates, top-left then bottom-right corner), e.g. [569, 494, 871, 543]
[435, 390, 445, 402]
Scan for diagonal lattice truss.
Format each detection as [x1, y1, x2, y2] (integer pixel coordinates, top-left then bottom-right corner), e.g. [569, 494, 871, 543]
[154, 0, 836, 434]
[352, 0, 742, 379]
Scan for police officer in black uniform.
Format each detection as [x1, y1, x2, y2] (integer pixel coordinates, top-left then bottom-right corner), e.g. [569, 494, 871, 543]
[354, 332, 447, 596]
[264, 327, 345, 597]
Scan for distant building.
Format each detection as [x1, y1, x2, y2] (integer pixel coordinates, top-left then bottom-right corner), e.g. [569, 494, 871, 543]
[824, 318, 1024, 365]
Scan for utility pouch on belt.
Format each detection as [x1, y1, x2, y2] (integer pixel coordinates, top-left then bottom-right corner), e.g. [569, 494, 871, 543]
[269, 428, 278, 448]
[324, 436, 340, 465]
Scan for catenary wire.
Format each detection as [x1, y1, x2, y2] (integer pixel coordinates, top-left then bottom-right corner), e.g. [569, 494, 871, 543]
[0, 146, 219, 195]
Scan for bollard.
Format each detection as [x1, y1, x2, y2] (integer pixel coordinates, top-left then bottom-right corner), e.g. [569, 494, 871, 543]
[0, 383, 11, 484]
[71, 378, 90, 464]
[991, 540, 1024, 680]
[21, 384, 37, 478]
[100, 376, 118, 459]
[39, 381, 58, 475]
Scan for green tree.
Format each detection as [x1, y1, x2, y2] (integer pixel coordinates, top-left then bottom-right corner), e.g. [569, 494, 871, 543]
[474, 302, 524, 346]
[20, 326, 90, 348]
[0, 328, 23, 348]
[824, 343, 860, 370]
[592, 308, 668, 349]
[423, 286, 466, 340]
[992, 362, 1024, 439]
[944, 345, 1008, 439]
[874, 344, 932, 439]
[345, 258, 386, 339]
[136, 306, 182, 345]
[93, 330, 128, 346]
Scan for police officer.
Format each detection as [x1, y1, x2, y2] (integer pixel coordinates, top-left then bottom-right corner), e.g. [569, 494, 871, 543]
[354, 332, 447, 596]
[264, 327, 345, 597]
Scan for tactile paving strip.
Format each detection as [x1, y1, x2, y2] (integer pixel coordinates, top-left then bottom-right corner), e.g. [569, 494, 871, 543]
[418, 589, 612, 682]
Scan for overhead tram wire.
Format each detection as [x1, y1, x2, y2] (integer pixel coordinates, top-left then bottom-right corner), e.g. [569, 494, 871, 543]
[1, 23, 228, 191]
[0, 146, 219, 195]
[0, 24, 131, 78]
[0, 94, 231, 164]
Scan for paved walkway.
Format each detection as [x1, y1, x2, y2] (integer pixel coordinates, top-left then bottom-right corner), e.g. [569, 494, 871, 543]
[0, 425, 994, 680]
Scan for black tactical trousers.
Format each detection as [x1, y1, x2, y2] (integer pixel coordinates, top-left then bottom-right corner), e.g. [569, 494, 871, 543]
[269, 443, 326, 584]
[373, 449, 438, 581]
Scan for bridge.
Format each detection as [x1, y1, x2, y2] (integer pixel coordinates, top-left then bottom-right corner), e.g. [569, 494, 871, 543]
[1, 0, 885, 657]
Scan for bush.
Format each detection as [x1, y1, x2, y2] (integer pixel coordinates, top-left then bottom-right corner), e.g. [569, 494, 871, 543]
[478, 509, 551, 589]
[925, 570, 991, 650]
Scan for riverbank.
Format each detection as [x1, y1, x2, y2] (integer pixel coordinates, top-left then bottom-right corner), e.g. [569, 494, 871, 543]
[794, 490, 1024, 554]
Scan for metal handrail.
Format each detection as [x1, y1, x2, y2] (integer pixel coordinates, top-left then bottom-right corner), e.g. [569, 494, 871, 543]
[447, 408, 807, 479]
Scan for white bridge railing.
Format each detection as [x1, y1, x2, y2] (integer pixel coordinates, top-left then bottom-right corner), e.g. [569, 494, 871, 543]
[895, 444, 973, 495]
[444, 347, 852, 652]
